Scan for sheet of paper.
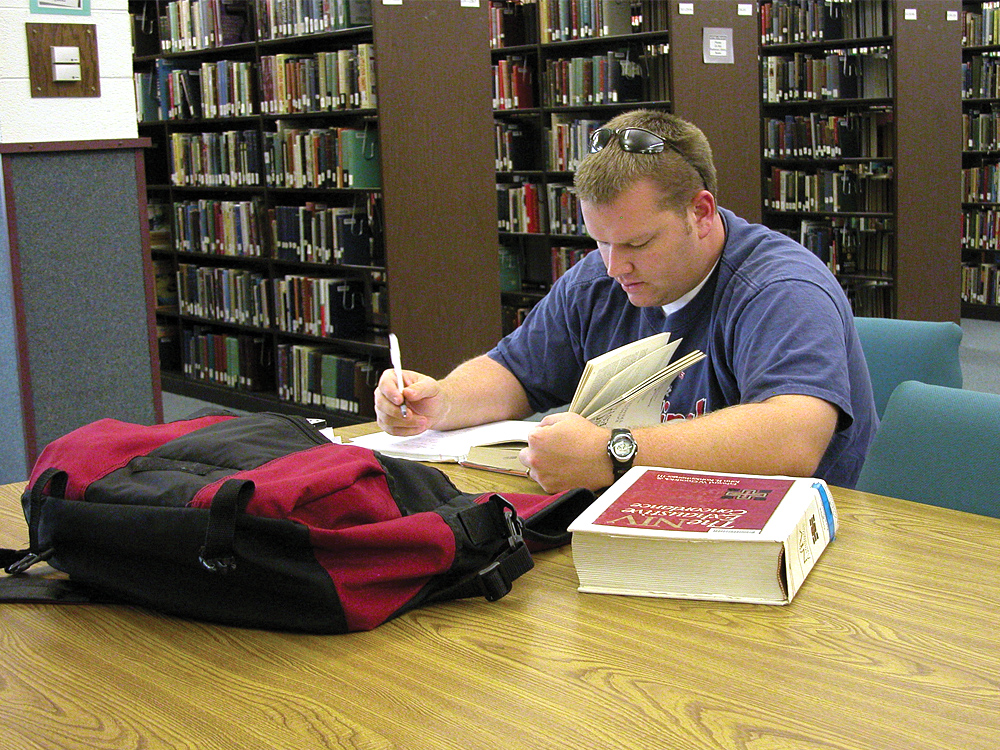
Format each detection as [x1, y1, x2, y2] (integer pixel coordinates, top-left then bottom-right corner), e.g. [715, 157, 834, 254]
[349, 420, 538, 462]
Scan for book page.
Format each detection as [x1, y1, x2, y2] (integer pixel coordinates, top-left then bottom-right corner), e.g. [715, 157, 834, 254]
[579, 338, 682, 416]
[586, 351, 706, 427]
[586, 370, 681, 427]
[569, 331, 673, 414]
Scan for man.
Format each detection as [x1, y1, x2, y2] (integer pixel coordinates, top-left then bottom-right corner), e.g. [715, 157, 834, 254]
[375, 109, 877, 492]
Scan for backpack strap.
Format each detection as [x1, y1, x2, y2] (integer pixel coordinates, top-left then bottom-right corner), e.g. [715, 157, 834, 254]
[441, 494, 535, 603]
[0, 468, 102, 604]
[2, 468, 68, 576]
[0, 475, 255, 606]
[25, 468, 68, 552]
[0, 571, 97, 603]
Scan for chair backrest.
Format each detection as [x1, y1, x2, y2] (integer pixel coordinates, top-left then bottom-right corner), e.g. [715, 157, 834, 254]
[853, 317, 963, 418]
[855, 381, 1000, 518]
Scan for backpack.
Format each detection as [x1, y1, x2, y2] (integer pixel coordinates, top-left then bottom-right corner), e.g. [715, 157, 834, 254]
[0, 411, 594, 633]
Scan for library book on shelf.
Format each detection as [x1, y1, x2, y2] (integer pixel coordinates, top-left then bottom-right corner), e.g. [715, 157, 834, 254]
[568, 466, 838, 605]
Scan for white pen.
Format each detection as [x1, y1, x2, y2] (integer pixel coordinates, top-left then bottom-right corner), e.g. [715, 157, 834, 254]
[388, 333, 408, 417]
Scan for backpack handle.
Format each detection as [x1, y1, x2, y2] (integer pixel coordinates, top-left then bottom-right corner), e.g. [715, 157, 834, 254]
[199, 479, 255, 575]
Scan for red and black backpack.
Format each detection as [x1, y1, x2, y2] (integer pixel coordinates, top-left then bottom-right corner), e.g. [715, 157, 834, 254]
[0, 411, 593, 633]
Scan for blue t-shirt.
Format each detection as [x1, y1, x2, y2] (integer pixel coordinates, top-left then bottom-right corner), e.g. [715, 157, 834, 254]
[488, 207, 878, 488]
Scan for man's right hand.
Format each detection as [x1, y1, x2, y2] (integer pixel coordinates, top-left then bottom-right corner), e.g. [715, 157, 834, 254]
[373, 354, 534, 437]
[373, 367, 445, 435]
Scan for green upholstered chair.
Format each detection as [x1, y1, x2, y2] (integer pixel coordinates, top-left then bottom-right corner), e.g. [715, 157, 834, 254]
[855, 381, 1000, 518]
[853, 317, 963, 418]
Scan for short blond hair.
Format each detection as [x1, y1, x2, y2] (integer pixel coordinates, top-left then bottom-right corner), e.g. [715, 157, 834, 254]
[574, 109, 717, 212]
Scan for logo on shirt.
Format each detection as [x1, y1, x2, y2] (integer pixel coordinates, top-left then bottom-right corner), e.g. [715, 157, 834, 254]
[661, 397, 707, 422]
[659, 371, 707, 422]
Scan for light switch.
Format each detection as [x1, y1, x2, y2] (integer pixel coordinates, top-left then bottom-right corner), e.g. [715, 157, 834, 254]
[53, 63, 82, 81]
[52, 46, 80, 64]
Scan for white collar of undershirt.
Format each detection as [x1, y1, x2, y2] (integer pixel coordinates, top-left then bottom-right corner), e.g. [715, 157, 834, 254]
[661, 259, 719, 317]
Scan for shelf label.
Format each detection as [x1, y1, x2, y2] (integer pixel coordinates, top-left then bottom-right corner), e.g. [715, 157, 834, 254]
[738, 4, 753, 16]
[679, 3, 694, 15]
[947, 10, 959, 21]
[904, 8, 917, 20]
[460, 0, 480, 6]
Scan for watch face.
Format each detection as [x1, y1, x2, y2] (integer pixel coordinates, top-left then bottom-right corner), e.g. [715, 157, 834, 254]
[611, 435, 635, 460]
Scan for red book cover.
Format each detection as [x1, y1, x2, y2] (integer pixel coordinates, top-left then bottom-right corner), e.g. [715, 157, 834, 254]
[591, 469, 796, 533]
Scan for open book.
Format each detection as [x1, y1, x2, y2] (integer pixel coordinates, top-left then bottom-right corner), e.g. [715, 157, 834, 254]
[350, 332, 704, 472]
[569, 332, 704, 427]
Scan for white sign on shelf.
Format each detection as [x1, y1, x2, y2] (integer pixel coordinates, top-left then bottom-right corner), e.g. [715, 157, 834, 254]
[679, 3, 694, 15]
[703, 27, 735, 65]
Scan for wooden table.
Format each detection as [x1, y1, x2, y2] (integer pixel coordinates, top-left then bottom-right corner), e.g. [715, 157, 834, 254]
[1, 426, 998, 749]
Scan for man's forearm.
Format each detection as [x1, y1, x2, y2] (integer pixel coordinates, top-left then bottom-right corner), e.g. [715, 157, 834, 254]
[632, 395, 839, 479]
[434, 355, 534, 431]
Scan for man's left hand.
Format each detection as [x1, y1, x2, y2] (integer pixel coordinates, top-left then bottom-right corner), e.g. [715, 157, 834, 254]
[519, 412, 614, 493]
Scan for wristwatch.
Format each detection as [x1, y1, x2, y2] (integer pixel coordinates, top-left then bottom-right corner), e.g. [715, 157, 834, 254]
[607, 428, 638, 481]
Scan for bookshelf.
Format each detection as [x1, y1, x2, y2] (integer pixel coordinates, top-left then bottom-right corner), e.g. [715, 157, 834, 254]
[491, 0, 668, 332]
[758, 0, 961, 322]
[490, 0, 760, 333]
[962, 0, 1000, 320]
[132, 0, 499, 423]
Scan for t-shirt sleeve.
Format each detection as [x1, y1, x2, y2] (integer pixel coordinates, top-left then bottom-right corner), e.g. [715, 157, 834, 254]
[730, 278, 855, 429]
[487, 275, 588, 413]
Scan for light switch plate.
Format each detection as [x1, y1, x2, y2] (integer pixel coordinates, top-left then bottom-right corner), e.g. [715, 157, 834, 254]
[52, 45, 80, 63]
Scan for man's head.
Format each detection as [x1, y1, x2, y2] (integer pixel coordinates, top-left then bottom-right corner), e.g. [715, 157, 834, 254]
[574, 111, 725, 309]
[574, 109, 717, 213]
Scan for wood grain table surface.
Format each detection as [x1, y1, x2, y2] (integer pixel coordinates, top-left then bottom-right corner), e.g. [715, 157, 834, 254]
[1, 422, 997, 749]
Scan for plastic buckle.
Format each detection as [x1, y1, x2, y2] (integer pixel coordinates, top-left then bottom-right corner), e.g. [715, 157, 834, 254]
[6, 548, 54, 575]
[476, 539, 535, 602]
[198, 549, 237, 575]
[501, 502, 524, 550]
[477, 560, 514, 602]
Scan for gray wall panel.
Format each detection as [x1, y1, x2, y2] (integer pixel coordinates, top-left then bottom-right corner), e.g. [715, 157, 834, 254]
[0, 164, 28, 484]
[6, 148, 157, 460]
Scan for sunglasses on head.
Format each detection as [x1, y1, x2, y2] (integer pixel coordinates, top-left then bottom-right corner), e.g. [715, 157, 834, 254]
[589, 127, 670, 154]
[588, 127, 709, 189]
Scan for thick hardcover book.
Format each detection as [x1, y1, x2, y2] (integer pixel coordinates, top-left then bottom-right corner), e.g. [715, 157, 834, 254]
[568, 466, 838, 605]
